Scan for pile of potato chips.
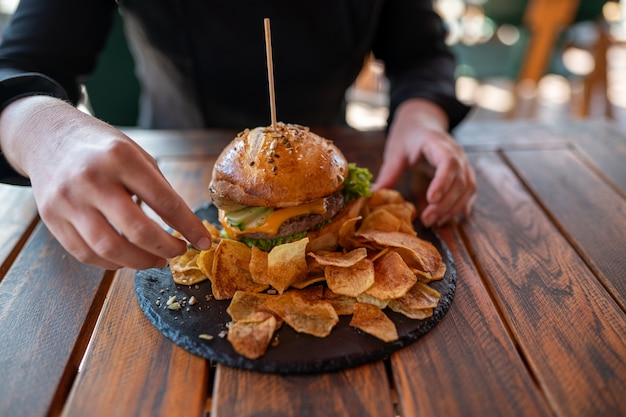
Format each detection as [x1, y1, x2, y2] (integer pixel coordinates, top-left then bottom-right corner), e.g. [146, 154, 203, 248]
[169, 189, 445, 360]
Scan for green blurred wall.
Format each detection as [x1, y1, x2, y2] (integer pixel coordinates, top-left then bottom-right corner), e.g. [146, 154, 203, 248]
[85, 11, 140, 126]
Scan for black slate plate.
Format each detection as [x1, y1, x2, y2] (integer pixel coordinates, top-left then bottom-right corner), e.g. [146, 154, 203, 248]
[135, 203, 456, 374]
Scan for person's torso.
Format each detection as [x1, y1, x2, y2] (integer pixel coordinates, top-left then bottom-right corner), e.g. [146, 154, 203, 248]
[121, 0, 383, 129]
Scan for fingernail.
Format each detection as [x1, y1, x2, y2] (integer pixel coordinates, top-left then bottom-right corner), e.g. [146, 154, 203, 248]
[196, 236, 212, 251]
[430, 191, 441, 204]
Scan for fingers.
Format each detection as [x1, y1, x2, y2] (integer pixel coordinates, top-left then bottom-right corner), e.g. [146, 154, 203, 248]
[375, 135, 477, 228]
[6, 103, 212, 269]
[50, 220, 124, 270]
[40, 184, 186, 270]
[373, 137, 409, 191]
[421, 156, 476, 227]
[48, 213, 171, 270]
[119, 155, 213, 252]
[96, 188, 190, 259]
[33, 135, 211, 269]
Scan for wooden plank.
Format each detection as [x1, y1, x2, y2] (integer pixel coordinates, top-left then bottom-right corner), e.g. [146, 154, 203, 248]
[62, 156, 214, 417]
[455, 120, 571, 150]
[0, 223, 111, 417]
[62, 268, 208, 417]
[0, 184, 38, 277]
[505, 148, 626, 309]
[560, 120, 626, 194]
[124, 128, 236, 159]
[391, 225, 552, 417]
[456, 119, 626, 195]
[211, 362, 395, 417]
[460, 151, 626, 417]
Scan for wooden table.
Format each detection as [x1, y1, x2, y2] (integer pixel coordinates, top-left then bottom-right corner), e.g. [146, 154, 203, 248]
[1, 118, 625, 417]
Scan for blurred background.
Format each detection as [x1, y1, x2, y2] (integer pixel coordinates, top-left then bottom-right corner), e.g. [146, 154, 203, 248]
[348, 0, 626, 134]
[0, 0, 624, 133]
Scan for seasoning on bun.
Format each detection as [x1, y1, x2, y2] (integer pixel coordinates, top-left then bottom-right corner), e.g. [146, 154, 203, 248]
[208, 122, 372, 251]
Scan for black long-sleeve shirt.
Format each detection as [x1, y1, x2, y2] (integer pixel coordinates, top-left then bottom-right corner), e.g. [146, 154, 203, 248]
[0, 0, 469, 184]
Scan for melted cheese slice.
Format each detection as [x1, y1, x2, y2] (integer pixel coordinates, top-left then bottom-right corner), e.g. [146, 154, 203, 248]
[219, 198, 327, 239]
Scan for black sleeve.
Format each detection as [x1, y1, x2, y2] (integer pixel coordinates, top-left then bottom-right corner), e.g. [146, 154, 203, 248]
[0, 0, 117, 184]
[372, 0, 470, 130]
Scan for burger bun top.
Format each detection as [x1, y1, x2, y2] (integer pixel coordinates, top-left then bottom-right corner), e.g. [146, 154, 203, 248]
[209, 123, 348, 209]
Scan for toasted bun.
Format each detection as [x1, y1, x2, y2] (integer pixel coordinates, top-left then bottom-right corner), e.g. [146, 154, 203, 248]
[209, 123, 348, 208]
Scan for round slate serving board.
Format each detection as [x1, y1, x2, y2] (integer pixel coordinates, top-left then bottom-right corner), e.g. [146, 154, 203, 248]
[135, 203, 456, 374]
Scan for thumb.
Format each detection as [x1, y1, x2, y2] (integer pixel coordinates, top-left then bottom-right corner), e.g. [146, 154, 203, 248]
[373, 148, 408, 190]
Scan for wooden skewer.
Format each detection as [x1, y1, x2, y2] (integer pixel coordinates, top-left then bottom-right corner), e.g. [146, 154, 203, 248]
[264, 18, 277, 130]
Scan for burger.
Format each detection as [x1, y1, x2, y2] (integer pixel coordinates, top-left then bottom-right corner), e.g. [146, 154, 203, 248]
[208, 122, 372, 251]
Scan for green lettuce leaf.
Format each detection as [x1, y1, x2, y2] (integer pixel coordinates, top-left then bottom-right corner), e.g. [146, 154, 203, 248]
[343, 163, 372, 203]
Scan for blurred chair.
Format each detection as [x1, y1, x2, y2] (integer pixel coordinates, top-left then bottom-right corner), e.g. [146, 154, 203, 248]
[517, 0, 609, 117]
[450, 0, 609, 119]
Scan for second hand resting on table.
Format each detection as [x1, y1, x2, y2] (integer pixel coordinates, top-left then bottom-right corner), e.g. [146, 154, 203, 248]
[0, 95, 476, 270]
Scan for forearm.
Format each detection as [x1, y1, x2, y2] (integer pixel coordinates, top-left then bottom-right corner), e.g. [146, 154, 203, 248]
[0, 95, 96, 179]
[391, 99, 450, 137]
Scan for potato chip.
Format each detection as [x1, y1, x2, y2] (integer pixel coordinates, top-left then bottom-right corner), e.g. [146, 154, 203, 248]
[227, 314, 278, 360]
[356, 230, 444, 277]
[368, 247, 390, 263]
[202, 219, 222, 242]
[226, 291, 274, 322]
[388, 282, 440, 319]
[295, 285, 325, 301]
[356, 292, 389, 309]
[350, 302, 398, 342]
[308, 247, 368, 267]
[170, 248, 201, 272]
[358, 209, 402, 234]
[325, 258, 374, 297]
[290, 273, 326, 289]
[365, 251, 417, 300]
[290, 255, 326, 288]
[306, 228, 340, 254]
[367, 188, 405, 208]
[323, 288, 356, 315]
[170, 248, 208, 285]
[392, 242, 445, 279]
[267, 238, 309, 293]
[266, 290, 339, 337]
[398, 222, 416, 236]
[378, 202, 416, 222]
[211, 239, 268, 300]
[337, 216, 362, 250]
[406, 308, 433, 320]
[171, 268, 207, 286]
[249, 246, 271, 285]
[196, 246, 216, 280]
[346, 196, 368, 217]
[375, 203, 417, 235]
[305, 254, 325, 274]
[414, 261, 447, 282]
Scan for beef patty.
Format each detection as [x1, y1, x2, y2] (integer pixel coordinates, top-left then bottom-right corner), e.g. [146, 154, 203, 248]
[240, 190, 345, 240]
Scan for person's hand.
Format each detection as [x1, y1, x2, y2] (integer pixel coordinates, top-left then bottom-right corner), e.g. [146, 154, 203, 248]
[374, 99, 476, 227]
[0, 96, 212, 269]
